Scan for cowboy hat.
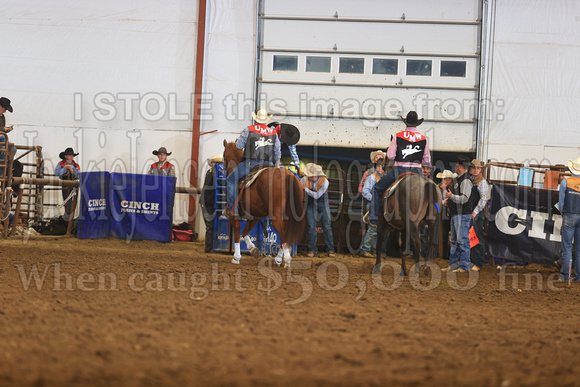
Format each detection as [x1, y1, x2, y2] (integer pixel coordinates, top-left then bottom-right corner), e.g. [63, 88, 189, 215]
[436, 170, 458, 179]
[207, 154, 223, 164]
[401, 111, 423, 127]
[0, 97, 13, 113]
[153, 147, 172, 156]
[279, 124, 300, 146]
[422, 162, 433, 169]
[370, 150, 386, 162]
[59, 147, 79, 159]
[568, 157, 580, 175]
[469, 159, 485, 168]
[304, 163, 326, 177]
[455, 155, 471, 168]
[252, 109, 272, 124]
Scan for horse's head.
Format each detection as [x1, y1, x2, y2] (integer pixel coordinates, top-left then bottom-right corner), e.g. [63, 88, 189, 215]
[223, 139, 243, 176]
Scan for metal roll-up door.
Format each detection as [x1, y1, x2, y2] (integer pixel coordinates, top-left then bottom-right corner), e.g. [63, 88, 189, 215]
[255, 0, 482, 151]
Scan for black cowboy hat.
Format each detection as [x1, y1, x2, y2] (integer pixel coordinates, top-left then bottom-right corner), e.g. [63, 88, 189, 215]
[455, 155, 471, 168]
[279, 124, 300, 146]
[401, 111, 423, 127]
[153, 147, 172, 156]
[0, 97, 13, 113]
[59, 147, 79, 159]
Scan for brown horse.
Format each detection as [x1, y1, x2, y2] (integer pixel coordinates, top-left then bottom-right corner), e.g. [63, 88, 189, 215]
[375, 174, 442, 276]
[222, 140, 305, 267]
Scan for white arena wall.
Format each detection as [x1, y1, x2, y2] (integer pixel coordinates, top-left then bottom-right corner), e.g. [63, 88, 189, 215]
[2, 0, 202, 224]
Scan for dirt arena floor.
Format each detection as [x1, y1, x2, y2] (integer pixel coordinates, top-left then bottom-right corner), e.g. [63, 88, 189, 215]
[0, 236, 579, 386]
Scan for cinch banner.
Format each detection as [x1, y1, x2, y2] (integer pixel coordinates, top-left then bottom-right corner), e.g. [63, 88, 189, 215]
[487, 183, 561, 265]
[77, 172, 176, 243]
[109, 173, 176, 243]
[78, 171, 110, 239]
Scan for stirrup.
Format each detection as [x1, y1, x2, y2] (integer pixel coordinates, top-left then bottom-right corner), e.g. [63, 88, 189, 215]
[224, 208, 241, 220]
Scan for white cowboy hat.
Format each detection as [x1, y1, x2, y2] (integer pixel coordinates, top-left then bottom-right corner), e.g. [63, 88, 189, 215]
[436, 170, 458, 179]
[252, 109, 273, 124]
[304, 163, 326, 177]
[207, 154, 223, 164]
[568, 157, 580, 175]
[369, 150, 386, 162]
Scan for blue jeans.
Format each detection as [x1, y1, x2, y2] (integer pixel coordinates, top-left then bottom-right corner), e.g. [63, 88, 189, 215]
[561, 213, 580, 281]
[369, 166, 420, 225]
[306, 200, 334, 254]
[360, 224, 377, 254]
[449, 213, 472, 270]
[226, 159, 272, 213]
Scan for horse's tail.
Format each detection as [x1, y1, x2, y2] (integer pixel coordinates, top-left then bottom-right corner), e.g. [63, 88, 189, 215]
[284, 173, 306, 245]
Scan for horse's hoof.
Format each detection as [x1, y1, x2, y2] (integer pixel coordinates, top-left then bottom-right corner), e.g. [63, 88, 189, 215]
[231, 258, 241, 265]
[284, 261, 291, 269]
[250, 246, 261, 259]
[275, 258, 283, 266]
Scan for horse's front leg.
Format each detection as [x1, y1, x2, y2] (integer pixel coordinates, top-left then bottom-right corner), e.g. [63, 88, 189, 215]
[230, 219, 242, 264]
[242, 220, 260, 258]
[281, 243, 292, 268]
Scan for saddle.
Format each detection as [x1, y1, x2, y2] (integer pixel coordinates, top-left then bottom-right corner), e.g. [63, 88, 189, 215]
[386, 172, 419, 198]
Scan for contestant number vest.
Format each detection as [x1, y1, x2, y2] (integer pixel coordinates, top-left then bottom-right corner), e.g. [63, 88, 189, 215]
[395, 130, 426, 164]
[244, 124, 277, 163]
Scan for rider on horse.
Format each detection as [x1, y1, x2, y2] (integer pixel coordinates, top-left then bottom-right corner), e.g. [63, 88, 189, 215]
[368, 111, 431, 227]
[224, 109, 281, 218]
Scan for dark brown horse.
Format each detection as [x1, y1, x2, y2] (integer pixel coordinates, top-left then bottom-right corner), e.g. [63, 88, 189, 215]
[222, 140, 305, 267]
[375, 174, 442, 276]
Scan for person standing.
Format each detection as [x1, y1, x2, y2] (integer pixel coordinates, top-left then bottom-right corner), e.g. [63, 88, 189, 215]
[559, 156, 580, 282]
[469, 159, 490, 271]
[301, 163, 335, 258]
[0, 97, 15, 173]
[359, 158, 384, 257]
[148, 147, 176, 177]
[225, 109, 281, 218]
[358, 150, 386, 195]
[55, 147, 81, 216]
[443, 157, 473, 272]
[436, 170, 457, 260]
[0, 97, 14, 133]
[369, 111, 430, 227]
[199, 154, 222, 253]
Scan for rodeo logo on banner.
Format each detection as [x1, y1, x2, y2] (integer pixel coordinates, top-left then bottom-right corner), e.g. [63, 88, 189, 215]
[488, 183, 561, 265]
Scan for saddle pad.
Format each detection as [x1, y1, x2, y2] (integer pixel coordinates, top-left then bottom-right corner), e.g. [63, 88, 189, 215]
[242, 167, 270, 188]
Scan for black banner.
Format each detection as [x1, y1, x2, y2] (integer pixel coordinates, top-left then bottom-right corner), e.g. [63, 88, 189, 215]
[488, 183, 561, 265]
